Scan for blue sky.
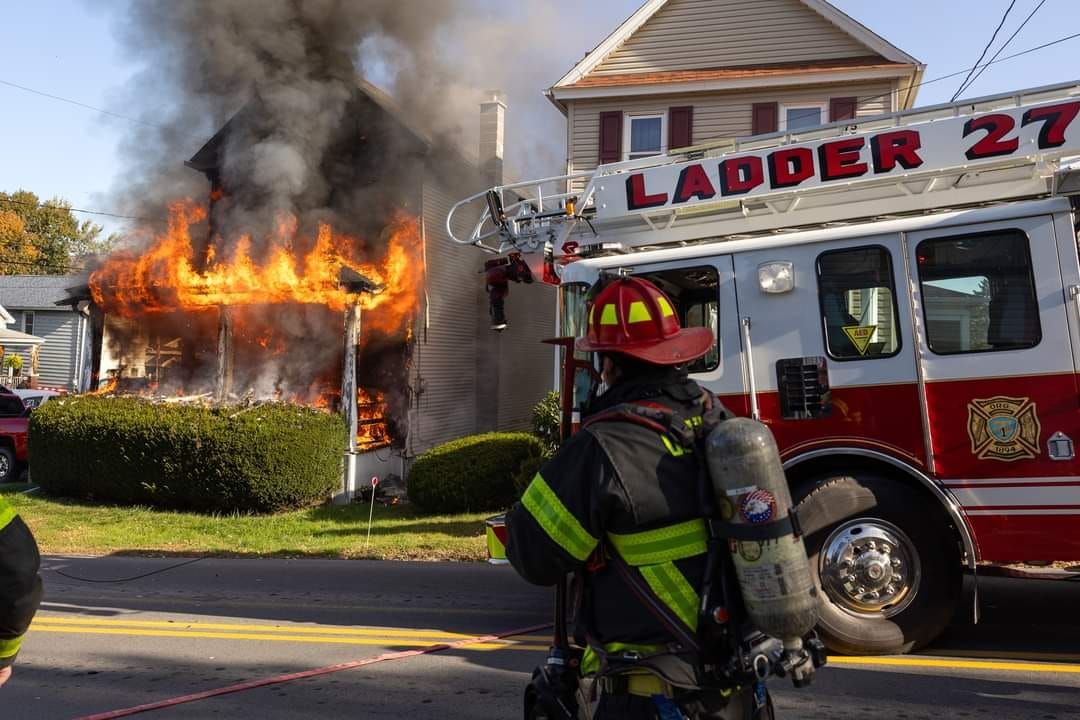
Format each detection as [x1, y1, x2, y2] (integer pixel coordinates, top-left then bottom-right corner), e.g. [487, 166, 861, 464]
[0, 0, 1077, 237]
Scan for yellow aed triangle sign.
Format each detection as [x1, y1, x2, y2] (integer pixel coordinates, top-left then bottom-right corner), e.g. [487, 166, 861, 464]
[842, 325, 878, 355]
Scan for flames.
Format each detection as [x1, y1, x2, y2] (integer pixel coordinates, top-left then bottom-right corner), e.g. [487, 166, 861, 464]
[89, 200, 422, 337]
[356, 388, 391, 450]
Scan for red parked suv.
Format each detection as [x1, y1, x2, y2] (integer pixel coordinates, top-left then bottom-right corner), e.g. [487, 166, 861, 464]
[0, 389, 29, 483]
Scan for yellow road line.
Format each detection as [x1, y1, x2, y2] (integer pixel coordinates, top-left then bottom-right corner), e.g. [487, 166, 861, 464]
[30, 624, 550, 652]
[35, 615, 549, 642]
[920, 649, 1080, 663]
[830, 655, 1080, 674]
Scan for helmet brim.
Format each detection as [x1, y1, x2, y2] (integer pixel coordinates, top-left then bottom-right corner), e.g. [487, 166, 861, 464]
[576, 326, 715, 366]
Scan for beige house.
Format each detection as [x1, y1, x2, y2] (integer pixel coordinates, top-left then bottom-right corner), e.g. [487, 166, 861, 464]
[547, 0, 924, 190]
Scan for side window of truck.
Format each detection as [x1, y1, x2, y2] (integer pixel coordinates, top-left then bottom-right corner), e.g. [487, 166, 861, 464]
[816, 246, 901, 360]
[637, 266, 720, 373]
[915, 230, 1040, 354]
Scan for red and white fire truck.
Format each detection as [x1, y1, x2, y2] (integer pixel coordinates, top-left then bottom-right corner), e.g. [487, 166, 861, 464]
[448, 81, 1080, 655]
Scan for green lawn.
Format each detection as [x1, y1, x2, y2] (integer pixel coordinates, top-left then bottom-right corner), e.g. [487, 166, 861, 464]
[1, 485, 490, 561]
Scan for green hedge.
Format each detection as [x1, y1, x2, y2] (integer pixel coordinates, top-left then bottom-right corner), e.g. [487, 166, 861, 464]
[407, 432, 546, 513]
[29, 396, 345, 513]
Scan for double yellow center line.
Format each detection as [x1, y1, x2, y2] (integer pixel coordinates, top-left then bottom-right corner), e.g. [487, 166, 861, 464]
[31, 615, 551, 652]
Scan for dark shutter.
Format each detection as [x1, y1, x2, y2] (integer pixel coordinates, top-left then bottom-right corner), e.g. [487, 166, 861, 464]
[598, 111, 623, 164]
[668, 106, 693, 150]
[830, 97, 858, 122]
[751, 102, 778, 135]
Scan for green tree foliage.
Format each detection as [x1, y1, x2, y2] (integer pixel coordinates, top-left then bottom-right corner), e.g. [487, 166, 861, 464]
[0, 190, 115, 274]
[29, 397, 346, 513]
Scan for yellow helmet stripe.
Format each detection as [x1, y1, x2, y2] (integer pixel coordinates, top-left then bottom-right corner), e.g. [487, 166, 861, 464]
[657, 297, 675, 318]
[627, 301, 652, 324]
[599, 304, 619, 326]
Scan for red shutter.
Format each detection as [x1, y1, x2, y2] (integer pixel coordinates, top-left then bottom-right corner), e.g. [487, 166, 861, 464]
[668, 106, 693, 150]
[598, 111, 623, 164]
[830, 97, 858, 122]
[751, 102, 778, 135]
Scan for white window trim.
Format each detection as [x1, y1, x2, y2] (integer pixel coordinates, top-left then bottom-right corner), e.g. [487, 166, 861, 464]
[623, 112, 666, 161]
[778, 102, 829, 132]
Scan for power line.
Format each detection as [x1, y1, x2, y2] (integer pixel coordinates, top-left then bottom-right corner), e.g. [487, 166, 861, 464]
[952, 0, 1017, 101]
[0, 196, 152, 222]
[0, 78, 198, 139]
[957, 0, 1048, 99]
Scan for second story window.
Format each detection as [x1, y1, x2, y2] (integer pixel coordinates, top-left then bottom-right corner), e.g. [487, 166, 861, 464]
[780, 103, 827, 132]
[22, 311, 35, 337]
[625, 113, 665, 160]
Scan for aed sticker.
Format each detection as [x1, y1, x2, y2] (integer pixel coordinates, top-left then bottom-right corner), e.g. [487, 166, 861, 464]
[967, 395, 1041, 461]
[737, 540, 763, 563]
[739, 489, 777, 524]
[841, 324, 877, 355]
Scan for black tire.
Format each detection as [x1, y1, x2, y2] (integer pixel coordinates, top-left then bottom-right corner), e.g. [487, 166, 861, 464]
[0, 447, 15, 483]
[794, 473, 962, 655]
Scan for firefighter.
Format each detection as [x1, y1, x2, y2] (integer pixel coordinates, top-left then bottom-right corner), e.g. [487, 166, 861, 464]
[506, 276, 768, 719]
[0, 495, 43, 688]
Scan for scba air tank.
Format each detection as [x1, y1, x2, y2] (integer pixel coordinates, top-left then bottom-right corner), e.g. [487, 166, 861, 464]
[704, 417, 818, 646]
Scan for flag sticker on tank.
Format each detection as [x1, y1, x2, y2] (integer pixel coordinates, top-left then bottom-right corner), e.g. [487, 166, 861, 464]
[967, 396, 1041, 461]
[841, 325, 877, 355]
[739, 489, 777, 524]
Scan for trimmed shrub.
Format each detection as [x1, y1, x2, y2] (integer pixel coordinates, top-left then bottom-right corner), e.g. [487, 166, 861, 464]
[512, 454, 547, 498]
[29, 396, 345, 513]
[531, 390, 561, 452]
[407, 432, 546, 513]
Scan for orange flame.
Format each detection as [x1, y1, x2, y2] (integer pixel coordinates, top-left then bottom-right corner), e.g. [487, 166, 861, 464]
[89, 201, 422, 338]
[357, 388, 391, 450]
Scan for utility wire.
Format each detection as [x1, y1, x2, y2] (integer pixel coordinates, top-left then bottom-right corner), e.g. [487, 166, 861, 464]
[0, 78, 200, 139]
[952, 0, 1018, 101]
[784, 30, 1080, 129]
[957, 0, 1048, 99]
[0, 196, 150, 222]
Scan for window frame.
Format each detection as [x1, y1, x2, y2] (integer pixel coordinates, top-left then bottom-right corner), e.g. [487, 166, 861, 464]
[778, 102, 828, 132]
[815, 244, 903, 362]
[623, 112, 667, 161]
[915, 229, 1042, 356]
[635, 264, 721, 373]
[22, 311, 34, 337]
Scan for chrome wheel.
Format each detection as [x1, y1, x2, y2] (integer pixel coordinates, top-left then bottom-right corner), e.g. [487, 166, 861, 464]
[819, 518, 921, 618]
[0, 454, 10, 481]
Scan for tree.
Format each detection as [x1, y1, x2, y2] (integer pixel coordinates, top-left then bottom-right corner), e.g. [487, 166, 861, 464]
[0, 190, 115, 274]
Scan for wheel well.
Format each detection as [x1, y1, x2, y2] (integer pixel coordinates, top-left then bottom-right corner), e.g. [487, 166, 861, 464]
[784, 451, 976, 565]
[0, 436, 14, 453]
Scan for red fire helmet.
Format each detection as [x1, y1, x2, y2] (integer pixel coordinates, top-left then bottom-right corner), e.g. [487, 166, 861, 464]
[576, 276, 714, 365]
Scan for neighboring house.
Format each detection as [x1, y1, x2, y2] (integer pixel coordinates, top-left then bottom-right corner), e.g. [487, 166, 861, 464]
[546, 0, 924, 192]
[94, 83, 555, 457]
[0, 276, 92, 392]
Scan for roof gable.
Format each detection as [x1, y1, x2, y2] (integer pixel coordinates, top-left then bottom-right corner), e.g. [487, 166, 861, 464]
[553, 0, 918, 87]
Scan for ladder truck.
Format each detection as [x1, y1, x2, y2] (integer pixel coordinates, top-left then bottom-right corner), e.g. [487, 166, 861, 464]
[448, 80, 1080, 656]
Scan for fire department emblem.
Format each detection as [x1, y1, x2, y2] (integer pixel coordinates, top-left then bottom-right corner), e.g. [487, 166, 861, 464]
[967, 396, 1041, 462]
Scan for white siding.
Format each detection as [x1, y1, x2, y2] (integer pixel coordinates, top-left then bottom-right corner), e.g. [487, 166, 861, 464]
[494, 280, 557, 432]
[570, 82, 894, 191]
[410, 182, 481, 454]
[593, 0, 875, 76]
[22, 310, 76, 389]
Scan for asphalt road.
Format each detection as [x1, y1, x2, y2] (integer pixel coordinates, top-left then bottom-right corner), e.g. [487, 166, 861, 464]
[3, 556, 1078, 719]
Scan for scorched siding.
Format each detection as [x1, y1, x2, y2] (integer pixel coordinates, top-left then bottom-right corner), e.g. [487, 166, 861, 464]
[411, 182, 480, 454]
[592, 0, 873, 76]
[569, 82, 894, 191]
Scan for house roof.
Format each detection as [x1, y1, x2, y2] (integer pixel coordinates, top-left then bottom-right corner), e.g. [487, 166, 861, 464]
[0, 275, 89, 310]
[563, 58, 908, 89]
[0, 326, 44, 346]
[548, 0, 923, 109]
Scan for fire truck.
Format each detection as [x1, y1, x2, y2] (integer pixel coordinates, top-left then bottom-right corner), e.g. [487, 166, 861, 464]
[447, 81, 1080, 656]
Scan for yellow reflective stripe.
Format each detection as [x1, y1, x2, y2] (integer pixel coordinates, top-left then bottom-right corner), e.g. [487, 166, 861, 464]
[627, 301, 651, 324]
[521, 474, 598, 562]
[660, 435, 688, 457]
[588, 305, 595, 327]
[581, 641, 662, 675]
[657, 297, 675, 318]
[0, 499, 16, 532]
[639, 561, 700, 632]
[0, 634, 22, 660]
[599, 304, 619, 326]
[608, 519, 707, 566]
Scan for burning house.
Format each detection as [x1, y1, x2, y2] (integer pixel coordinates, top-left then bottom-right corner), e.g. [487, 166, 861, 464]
[86, 81, 555, 498]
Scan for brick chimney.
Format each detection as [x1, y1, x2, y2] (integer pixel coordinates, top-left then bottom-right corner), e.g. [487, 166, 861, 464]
[479, 90, 506, 187]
